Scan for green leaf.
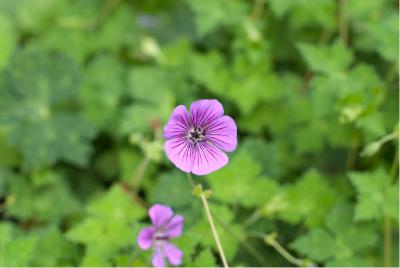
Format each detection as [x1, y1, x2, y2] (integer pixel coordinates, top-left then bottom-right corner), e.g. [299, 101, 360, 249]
[0, 222, 37, 266]
[80, 55, 126, 132]
[119, 67, 181, 135]
[31, 226, 79, 266]
[66, 218, 135, 263]
[186, 0, 247, 36]
[324, 203, 377, 253]
[0, 49, 95, 170]
[240, 138, 280, 177]
[174, 226, 203, 265]
[0, 13, 15, 71]
[279, 169, 336, 227]
[290, 228, 335, 261]
[191, 211, 244, 261]
[6, 171, 81, 222]
[150, 171, 193, 208]
[87, 185, 146, 223]
[349, 0, 397, 62]
[16, 0, 65, 34]
[267, 0, 300, 17]
[297, 40, 353, 74]
[349, 168, 398, 220]
[209, 149, 279, 207]
[66, 185, 145, 265]
[190, 249, 216, 266]
[289, 0, 336, 30]
[9, 114, 95, 170]
[291, 202, 378, 265]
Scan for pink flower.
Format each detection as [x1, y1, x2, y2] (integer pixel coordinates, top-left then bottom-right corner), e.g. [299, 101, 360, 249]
[137, 204, 184, 267]
[163, 99, 237, 175]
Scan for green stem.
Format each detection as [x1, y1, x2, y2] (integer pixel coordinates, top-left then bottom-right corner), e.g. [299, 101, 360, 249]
[250, 232, 314, 267]
[187, 173, 229, 268]
[243, 209, 261, 227]
[131, 156, 150, 192]
[212, 213, 268, 266]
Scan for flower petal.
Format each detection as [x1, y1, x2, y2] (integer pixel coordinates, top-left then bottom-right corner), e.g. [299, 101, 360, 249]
[164, 105, 190, 139]
[205, 115, 237, 152]
[149, 204, 173, 228]
[137, 227, 155, 250]
[164, 138, 194, 173]
[190, 99, 224, 129]
[191, 142, 228, 176]
[152, 247, 166, 267]
[165, 215, 184, 238]
[163, 242, 183, 266]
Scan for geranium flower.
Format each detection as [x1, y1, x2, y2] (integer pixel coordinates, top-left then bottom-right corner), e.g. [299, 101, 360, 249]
[137, 204, 184, 267]
[164, 99, 237, 175]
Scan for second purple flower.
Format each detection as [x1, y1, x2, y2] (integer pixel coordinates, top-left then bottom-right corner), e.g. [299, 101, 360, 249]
[163, 99, 237, 175]
[137, 204, 184, 267]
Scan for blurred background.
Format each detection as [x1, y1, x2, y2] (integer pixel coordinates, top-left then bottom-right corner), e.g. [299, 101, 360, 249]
[0, 0, 398, 266]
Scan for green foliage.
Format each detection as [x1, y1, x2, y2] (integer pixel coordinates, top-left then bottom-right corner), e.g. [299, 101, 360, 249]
[298, 40, 353, 74]
[186, 0, 248, 36]
[66, 185, 145, 265]
[6, 170, 80, 222]
[0, 49, 95, 170]
[278, 169, 336, 227]
[349, 168, 398, 221]
[0, 0, 397, 267]
[291, 203, 378, 266]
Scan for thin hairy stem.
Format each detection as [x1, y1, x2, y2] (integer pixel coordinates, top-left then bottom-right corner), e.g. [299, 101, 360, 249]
[187, 173, 229, 268]
[132, 156, 150, 192]
[213, 212, 268, 266]
[249, 232, 314, 267]
[267, 236, 303, 266]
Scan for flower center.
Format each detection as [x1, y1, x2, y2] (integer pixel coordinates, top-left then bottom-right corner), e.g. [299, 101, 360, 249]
[188, 127, 205, 143]
[153, 230, 170, 247]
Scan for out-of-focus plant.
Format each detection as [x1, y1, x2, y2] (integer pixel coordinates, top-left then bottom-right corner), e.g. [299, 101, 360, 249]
[0, 0, 397, 267]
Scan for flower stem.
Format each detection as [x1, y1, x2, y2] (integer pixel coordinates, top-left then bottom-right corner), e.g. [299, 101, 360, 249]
[250, 232, 314, 267]
[187, 173, 229, 268]
[131, 156, 150, 192]
[212, 212, 268, 266]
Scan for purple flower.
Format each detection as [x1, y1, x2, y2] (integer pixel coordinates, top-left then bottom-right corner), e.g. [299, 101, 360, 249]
[163, 99, 237, 175]
[137, 204, 184, 267]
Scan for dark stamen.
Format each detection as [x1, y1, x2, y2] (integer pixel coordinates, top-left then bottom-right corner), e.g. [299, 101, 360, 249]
[154, 235, 169, 241]
[188, 127, 206, 144]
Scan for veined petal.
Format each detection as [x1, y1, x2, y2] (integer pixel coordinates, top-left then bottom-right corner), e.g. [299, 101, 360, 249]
[152, 247, 166, 267]
[191, 143, 228, 176]
[163, 242, 183, 266]
[149, 204, 173, 228]
[137, 227, 155, 250]
[205, 115, 237, 152]
[165, 215, 184, 238]
[164, 105, 190, 139]
[164, 138, 194, 173]
[190, 99, 223, 129]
